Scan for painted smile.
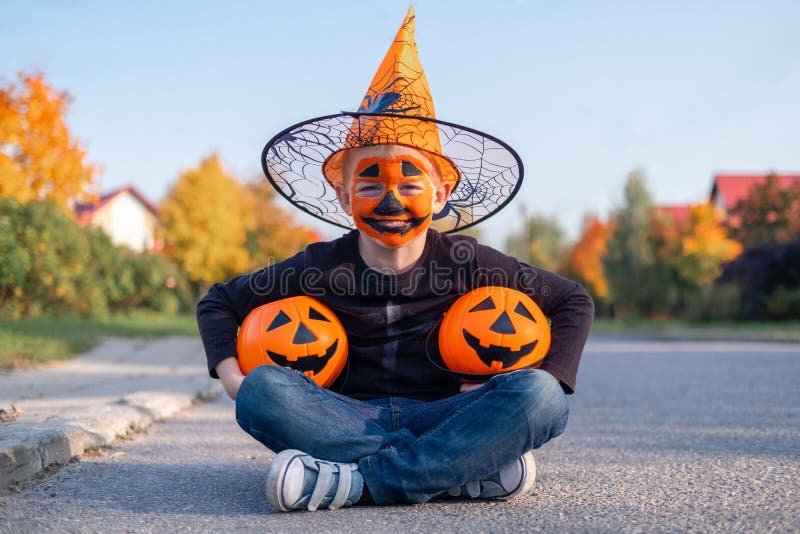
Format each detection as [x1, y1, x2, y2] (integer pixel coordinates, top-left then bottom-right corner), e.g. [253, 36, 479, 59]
[267, 339, 339, 374]
[462, 329, 538, 369]
[360, 214, 430, 235]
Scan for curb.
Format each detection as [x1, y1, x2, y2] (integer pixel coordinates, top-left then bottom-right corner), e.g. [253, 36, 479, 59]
[0, 381, 223, 492]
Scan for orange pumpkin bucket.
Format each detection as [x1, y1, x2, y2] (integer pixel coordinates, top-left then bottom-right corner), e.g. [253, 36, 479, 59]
[436, 286, 551, 377]
[236, 296, 348, 388]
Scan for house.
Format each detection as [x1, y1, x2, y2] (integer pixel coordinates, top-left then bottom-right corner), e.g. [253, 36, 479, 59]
[73, 184, 162, 253]
[710, 173, 800, 217]
[656, 173, 800, 229]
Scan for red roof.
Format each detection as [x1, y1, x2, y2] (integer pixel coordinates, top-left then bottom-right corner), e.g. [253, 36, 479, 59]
[711, 173, 800, 212]
[73, 184, 159, 225]
[656, 205, 692, 227]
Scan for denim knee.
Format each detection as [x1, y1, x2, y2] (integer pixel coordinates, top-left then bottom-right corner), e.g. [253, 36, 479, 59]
[235, 366, 308, 429]
[491, 369, 569, 448]
[242, 364, 311, 390]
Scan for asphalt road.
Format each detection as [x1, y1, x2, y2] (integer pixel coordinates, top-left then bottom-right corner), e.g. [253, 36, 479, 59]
[1, 337, 798, 533]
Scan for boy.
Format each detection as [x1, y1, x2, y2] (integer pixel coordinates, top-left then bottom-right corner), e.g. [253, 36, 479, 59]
[197, 8, 593, 511]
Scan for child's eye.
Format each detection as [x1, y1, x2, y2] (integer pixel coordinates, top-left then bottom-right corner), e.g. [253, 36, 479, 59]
[356, 184, 384, 196]
[398, 183, 425, 195]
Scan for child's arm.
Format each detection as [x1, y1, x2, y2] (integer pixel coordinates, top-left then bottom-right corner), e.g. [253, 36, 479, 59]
[197, 251, 306, 385]
[474, 242, 594, 393]
[215, 357, 245, 400]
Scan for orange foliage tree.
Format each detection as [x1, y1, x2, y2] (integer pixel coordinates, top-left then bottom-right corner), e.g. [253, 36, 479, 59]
[0, 73, 98, 207]
[561, 215, 610, 305]
[677, 203, 742, 290]
[728, 173, 800, 247]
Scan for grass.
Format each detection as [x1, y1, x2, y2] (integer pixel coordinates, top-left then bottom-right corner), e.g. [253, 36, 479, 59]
[591, 317, 800, 340]
[0, 311, 198, 370]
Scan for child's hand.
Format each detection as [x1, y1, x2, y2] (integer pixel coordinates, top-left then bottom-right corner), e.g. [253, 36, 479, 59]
[215, 357, 245, 400]
[459, 382, 484, 393]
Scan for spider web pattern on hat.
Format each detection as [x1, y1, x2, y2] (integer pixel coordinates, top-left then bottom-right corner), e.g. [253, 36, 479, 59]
[263, 113, 523, 233]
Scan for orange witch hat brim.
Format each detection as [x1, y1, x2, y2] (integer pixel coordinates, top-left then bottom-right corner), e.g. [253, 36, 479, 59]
[322, 7, 460, 189]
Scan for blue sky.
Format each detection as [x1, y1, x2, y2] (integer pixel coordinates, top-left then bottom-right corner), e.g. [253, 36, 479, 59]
[2, 0, 798, 247]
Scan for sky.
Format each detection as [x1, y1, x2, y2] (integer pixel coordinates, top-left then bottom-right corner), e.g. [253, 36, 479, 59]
[2, 0, 798, 248]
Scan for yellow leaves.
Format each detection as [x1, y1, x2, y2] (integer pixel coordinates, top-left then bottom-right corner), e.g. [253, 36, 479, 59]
[160, 154, 253, 286]
[677, 203, 742, 288]
[0, 72, 98, 208]
[160, 154, 322, 286]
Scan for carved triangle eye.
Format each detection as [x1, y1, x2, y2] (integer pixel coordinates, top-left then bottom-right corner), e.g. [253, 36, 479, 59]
[308, 307, 330, 322]
[514, 301, 536, 322]
[267, 310, 292, 331]
[469, 296, 495, 312]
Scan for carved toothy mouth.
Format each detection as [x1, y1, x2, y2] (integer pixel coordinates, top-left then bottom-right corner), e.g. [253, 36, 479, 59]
[267, 339, 339, 375]
[360, 214, 430, 235]
[462, 329, 538, 369]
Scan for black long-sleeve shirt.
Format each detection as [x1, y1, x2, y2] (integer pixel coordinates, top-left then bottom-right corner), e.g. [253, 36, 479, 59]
[197, 229, 594, 400]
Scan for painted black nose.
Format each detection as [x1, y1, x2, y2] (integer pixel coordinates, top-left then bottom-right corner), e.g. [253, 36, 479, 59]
[293, 321, 318, 344]
[373, 190, 408, 216]
[490, 311, 516, 334]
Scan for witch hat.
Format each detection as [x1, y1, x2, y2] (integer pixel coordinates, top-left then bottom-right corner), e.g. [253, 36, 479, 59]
[262, 7, 523, 233]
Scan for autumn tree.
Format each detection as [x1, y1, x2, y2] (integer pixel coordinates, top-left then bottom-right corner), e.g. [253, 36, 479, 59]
[160, 154, 253, 289]
[504, 209, 566, 271]
[604, 169, 678, 316]
[243, 179, 322, 267]
[728, 173, 800, 248]
[561, 215, 610, 306]
[0, 72, 98, 207]
[677, 203, 742, 291]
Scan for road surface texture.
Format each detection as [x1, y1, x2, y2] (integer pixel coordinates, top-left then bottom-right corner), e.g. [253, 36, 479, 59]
[1, 337, 798, 533]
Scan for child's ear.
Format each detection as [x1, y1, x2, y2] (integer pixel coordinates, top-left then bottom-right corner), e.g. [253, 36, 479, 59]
[335, 183, 353, 216]
[432, 180, 453, 214]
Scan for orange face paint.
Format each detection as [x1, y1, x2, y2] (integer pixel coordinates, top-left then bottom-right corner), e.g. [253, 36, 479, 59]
[349, 153, 434, 247]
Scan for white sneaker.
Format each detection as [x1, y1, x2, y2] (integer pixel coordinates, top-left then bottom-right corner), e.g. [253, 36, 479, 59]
[446, 451, 536, 500]
[265, 449, 364, 511]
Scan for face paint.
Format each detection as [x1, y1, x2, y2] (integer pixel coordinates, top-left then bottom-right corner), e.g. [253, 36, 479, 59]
[349, 153, 435, 247]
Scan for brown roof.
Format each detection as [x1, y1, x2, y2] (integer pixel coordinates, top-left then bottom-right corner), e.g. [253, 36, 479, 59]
[73, 184, 159, 225]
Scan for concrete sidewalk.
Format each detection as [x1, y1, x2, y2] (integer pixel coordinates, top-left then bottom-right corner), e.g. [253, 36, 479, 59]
[0, 336, 220, 492]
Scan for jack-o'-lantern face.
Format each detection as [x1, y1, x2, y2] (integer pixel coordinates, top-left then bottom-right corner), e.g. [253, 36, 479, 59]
[236, 296, 348, 388]
[438, 286, 551, 376]
[350, 154, 434, 246]
[336, 145, 452, 247]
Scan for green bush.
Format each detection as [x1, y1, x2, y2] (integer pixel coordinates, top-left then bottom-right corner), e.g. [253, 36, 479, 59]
[764, 286, 800, 320]
[0, 198, 193, 318]
[685, 282, 743, 322]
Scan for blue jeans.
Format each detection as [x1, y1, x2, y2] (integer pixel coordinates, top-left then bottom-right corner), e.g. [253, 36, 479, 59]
[235, 365, 568, 505]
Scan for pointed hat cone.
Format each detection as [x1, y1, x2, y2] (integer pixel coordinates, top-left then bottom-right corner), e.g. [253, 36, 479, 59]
[323, 7, 459, 187]
[262, 8, 524, 234]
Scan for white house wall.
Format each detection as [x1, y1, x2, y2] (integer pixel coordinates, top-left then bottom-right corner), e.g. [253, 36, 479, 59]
[91, 192, 158, 252]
